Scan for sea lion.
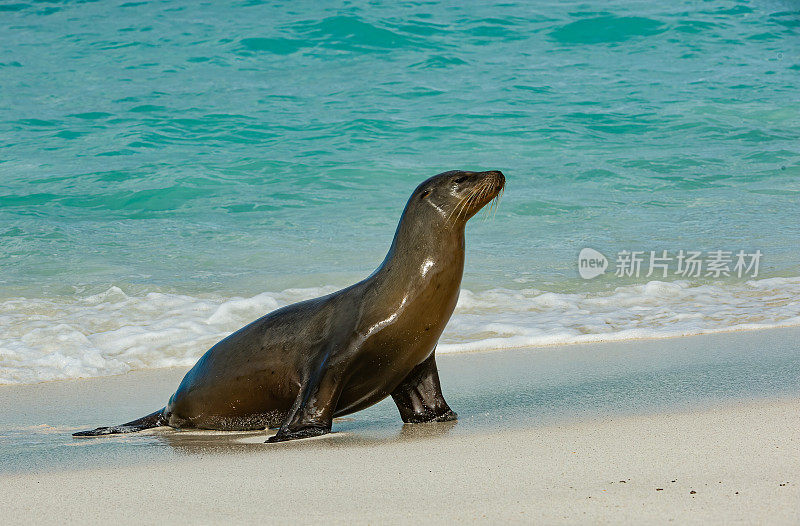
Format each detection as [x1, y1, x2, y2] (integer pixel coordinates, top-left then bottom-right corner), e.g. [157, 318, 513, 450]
[74, 169, 505, 442]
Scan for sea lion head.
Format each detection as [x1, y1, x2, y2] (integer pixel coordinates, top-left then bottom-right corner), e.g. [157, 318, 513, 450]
[410, 170, 505, 226]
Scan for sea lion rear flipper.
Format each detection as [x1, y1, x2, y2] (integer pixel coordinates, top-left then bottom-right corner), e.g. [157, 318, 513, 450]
[391, 351, 457, 424]
[73, 408, 166, 437]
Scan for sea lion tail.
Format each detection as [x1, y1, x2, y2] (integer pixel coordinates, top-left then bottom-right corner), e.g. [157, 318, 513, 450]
[73, 408, 166, 437]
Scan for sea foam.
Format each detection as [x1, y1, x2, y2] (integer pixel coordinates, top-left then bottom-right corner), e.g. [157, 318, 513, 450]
[2, 277, 800, 384]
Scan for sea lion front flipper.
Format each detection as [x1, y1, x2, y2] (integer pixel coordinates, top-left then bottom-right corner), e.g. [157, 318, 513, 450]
[391, 351, 458, 424]
[266, 349, 347, 443]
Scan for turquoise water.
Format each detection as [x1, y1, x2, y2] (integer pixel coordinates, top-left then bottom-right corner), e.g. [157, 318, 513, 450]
[1, 1, 799, 383]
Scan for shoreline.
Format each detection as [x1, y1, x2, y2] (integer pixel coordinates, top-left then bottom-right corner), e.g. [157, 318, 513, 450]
[3, 321, 800, 388]
[4, 276, 800, 384]
[1, 326, 799, 522]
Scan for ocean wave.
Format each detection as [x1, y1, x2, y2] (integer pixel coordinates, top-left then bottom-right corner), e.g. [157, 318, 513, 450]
[2, 277, 800, 384]
[438, 277, 800, 353]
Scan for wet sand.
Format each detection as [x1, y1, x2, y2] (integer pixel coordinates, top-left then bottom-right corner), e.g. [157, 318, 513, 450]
[1, 327, 799, 523]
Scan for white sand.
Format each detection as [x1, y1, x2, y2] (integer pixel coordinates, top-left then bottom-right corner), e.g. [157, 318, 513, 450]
[0, 398, 797, 524]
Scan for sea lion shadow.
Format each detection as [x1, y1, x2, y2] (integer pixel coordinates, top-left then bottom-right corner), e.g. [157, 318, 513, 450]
[154, 418, 458, 454]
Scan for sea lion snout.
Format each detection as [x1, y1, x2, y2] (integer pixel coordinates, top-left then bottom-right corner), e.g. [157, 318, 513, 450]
[465, 170, 505, 193]
[456, 170, 505, 219]
[482, 170, 505, 192]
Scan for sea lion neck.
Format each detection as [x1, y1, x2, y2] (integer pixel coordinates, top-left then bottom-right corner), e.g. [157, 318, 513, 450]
[373, 206, 466, 290]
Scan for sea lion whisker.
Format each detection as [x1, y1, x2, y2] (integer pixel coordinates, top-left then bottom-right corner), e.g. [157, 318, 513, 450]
[489, 185, 501, 218]
[449, 193, 468, 221]
[479, 189, 491, 220]
[463, 185, 482, 219]
[451, 182, 480, 221]
[478, 179, 494, 220]
[491, 186, 504, 219]
[447, 196, 463, 221]
[455, 183, 480, 220]
[455, 196, 469, 220]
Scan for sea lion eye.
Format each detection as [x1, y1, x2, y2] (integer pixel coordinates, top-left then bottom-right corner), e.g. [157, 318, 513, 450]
[419, 190, 430, 199]
[454, 176, 468, 184]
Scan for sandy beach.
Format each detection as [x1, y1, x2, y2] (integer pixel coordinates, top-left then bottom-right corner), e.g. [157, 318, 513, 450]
[2, 397, 800, 524]
[1, 327, 799, 524]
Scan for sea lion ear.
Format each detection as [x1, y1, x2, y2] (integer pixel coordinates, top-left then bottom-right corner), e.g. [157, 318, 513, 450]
[419, 190, 430, 199]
